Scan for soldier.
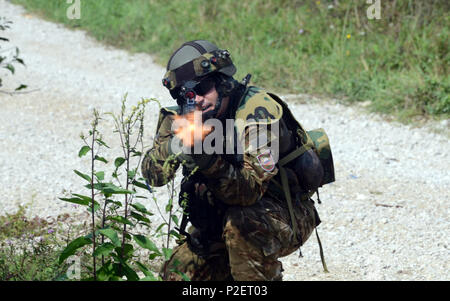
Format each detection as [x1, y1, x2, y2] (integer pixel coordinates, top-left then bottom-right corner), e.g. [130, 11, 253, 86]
[141, 40, 334, 281]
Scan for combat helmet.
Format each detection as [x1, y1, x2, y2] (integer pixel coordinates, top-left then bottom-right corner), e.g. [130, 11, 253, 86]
[162, 40, 239, 116]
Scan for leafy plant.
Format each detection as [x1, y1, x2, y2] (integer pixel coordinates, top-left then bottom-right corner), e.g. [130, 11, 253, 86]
[0, 17, 27, 94]
[58, 96, 185, 281]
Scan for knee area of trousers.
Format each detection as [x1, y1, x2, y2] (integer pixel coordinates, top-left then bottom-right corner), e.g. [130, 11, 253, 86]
[222, 219, 241, 242]
[222, 206, 252, 239]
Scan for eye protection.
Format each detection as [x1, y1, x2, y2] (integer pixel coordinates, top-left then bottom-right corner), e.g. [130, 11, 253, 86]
[179, 77, 216, 102]
[192, 77, 216, 96]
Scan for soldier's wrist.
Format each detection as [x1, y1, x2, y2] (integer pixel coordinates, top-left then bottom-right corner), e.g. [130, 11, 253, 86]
[196, 153, 218, 171]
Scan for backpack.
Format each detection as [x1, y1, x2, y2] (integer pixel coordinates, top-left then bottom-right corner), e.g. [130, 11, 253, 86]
[268, 92, 334, 273]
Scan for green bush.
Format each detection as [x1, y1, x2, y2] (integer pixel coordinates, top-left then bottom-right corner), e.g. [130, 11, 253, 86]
[56, 96, 185, 281]
[411, 76, 450, 115]
[0, 97, 186, 281]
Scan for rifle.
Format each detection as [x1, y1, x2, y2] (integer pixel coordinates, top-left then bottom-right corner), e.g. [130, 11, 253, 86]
[176, 170, 226, 258]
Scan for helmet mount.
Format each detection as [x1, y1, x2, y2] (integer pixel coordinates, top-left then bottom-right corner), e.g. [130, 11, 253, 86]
[163, 40, 247, 120]
[164, 40, 236, 96]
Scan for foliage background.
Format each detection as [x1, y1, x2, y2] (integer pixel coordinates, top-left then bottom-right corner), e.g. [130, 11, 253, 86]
[10, 0, 450, 121]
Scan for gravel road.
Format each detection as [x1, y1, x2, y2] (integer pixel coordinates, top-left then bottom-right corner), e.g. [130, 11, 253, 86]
[0, 0, 448, 281]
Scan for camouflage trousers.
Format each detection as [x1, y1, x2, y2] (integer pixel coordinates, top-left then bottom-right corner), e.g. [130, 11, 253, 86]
[161, 195, 319, 281]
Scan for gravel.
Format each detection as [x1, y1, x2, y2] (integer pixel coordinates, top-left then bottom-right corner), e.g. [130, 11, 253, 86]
[0, 0, 448, 281]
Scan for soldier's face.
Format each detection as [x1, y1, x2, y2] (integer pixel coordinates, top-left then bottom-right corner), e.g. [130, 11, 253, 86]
[194, 84, 219, 115]
[192, 77, 230, 118]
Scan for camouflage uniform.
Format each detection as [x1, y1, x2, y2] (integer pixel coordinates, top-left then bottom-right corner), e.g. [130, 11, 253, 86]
[141, 86, 320, 281]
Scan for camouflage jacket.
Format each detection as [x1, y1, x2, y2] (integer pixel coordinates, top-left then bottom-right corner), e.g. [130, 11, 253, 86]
[141, 86, 303, 206]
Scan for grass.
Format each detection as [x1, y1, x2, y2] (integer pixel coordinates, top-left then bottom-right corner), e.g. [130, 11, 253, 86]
[9, 0, 450, 121]
[0, 203, 163, 281]
[0, 206, 69, 280]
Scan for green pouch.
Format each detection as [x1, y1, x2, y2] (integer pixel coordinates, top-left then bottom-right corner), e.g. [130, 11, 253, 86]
[307, 129, 335, 185]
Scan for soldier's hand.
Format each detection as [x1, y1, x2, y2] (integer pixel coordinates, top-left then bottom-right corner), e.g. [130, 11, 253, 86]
[194, 183, 214, 205]
[168, 135, 217, 171]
